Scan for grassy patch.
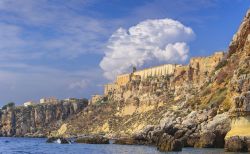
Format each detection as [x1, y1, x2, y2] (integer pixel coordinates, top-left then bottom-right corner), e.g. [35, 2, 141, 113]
[220, 96, 231, 112]
[207, 88, 227, 108]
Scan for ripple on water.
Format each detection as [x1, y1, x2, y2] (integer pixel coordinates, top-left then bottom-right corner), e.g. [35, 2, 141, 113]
[0, 137, 246, 154]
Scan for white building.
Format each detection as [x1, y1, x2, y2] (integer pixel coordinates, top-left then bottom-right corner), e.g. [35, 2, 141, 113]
[40, 97, 58, 104]
[24, 101, 34, 107]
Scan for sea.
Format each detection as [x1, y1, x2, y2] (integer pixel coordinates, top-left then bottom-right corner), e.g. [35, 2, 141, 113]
[0, 137, 245, 154]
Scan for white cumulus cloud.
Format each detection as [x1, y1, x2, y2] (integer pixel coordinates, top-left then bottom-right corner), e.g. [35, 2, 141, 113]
[100, 18, 195, 80]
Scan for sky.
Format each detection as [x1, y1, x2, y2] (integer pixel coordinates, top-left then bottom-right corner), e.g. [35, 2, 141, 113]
[0, 0, 249, 106]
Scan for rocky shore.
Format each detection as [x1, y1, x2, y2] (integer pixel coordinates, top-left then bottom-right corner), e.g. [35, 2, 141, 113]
[1, 8, 250, 154]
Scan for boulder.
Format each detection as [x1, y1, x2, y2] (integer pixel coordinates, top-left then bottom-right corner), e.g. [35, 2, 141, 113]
[225, 136, 248, 152]
[75, 135, 109, 144]
[205, 113, 230, 131]
[195, 132, 216, 148]
[157, 133, 182, 152]
[149, 128, 164, 145]
[185, 133, 199, 147]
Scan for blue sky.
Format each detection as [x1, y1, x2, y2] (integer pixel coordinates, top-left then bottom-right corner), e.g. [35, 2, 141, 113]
[0, 0, 249, 105]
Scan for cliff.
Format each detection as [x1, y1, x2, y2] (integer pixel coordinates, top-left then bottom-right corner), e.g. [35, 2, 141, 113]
[0, 99, 88, 137]
[3, 8, 249, 153]
[55, 8, 250, 152]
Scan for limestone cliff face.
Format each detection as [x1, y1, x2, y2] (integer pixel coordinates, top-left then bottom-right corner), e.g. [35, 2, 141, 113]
[0, 99, 88, 137]
[224, 9, 250, 148]
[56, 8, 250, 152]
[61, 51, 227, 139]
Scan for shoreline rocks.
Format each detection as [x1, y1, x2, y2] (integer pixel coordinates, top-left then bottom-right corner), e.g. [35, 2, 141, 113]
[225, 136, 248, 152]
[75, 135, 109, 144]
[46, 137, 70, 144]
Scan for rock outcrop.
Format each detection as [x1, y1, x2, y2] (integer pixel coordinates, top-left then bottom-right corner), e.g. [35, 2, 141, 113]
[0, 99, 88, 137]
[75, 135, 109, 144]
[225, 136, 248, 152]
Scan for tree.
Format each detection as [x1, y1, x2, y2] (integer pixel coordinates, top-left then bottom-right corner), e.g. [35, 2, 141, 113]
[2, 102, 15, 110]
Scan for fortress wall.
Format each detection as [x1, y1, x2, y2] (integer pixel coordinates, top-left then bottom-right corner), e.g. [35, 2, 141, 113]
[104, 52, 224, 95]
[104, 83, 118, 95]
[134, 64, 177, 80]
[190, 52, 224, 73]
[112, 64, 178, 91]
[116, 74, 130, 86]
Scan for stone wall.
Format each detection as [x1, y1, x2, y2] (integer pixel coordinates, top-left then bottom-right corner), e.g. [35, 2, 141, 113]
[190, 52, 224, 73]
[116, 74, 131, 86]
[104, 83, 118, 95]
[103, 52, 224, 96]
[133, 64, 178, 80]
[115, 64, 178, 87]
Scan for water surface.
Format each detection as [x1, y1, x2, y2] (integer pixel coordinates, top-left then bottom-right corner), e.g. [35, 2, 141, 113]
[0, 137, 245, 154]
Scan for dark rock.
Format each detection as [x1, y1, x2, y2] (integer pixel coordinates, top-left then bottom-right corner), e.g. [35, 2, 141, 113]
[208, 108, 217, 118]
[185, 133, 199, 147]
[195, 132, 216, 148]
[163, 124, 178, 136]
[157, 133, 182, 152]
[47, 137, 57, 143]
[174, 129, 186, 139]
[46, 137, 70, 144]
[149, 129, 164, 145]
[133, 133, 149, 144]
[225, 136, 248, 152]
[213, 130, 227, 148]
[75, 135, 109, 144]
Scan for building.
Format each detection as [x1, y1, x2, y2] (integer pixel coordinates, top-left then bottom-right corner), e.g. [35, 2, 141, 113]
[24, 101, 34, 107]
[63, 98, 84, 102]
[40, 97, 58, 104]
[90, 95, 103, 104]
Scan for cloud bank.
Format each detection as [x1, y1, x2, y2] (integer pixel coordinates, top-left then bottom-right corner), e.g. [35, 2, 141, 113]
[100, 18, 195, 80]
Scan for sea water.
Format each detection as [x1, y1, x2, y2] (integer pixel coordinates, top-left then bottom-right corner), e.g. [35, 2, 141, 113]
[0, 137, 245, 154]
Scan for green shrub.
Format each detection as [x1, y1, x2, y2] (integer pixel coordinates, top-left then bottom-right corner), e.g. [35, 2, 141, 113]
[2, 102, 15, 110]
[215, 60, 228, 71]
[220, 96, 231, 112]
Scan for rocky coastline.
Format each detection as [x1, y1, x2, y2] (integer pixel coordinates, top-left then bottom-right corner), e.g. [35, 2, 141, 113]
[1, 8, 250, 154]
[0, 99, 88, 137]
[52, 9, 250, 152]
